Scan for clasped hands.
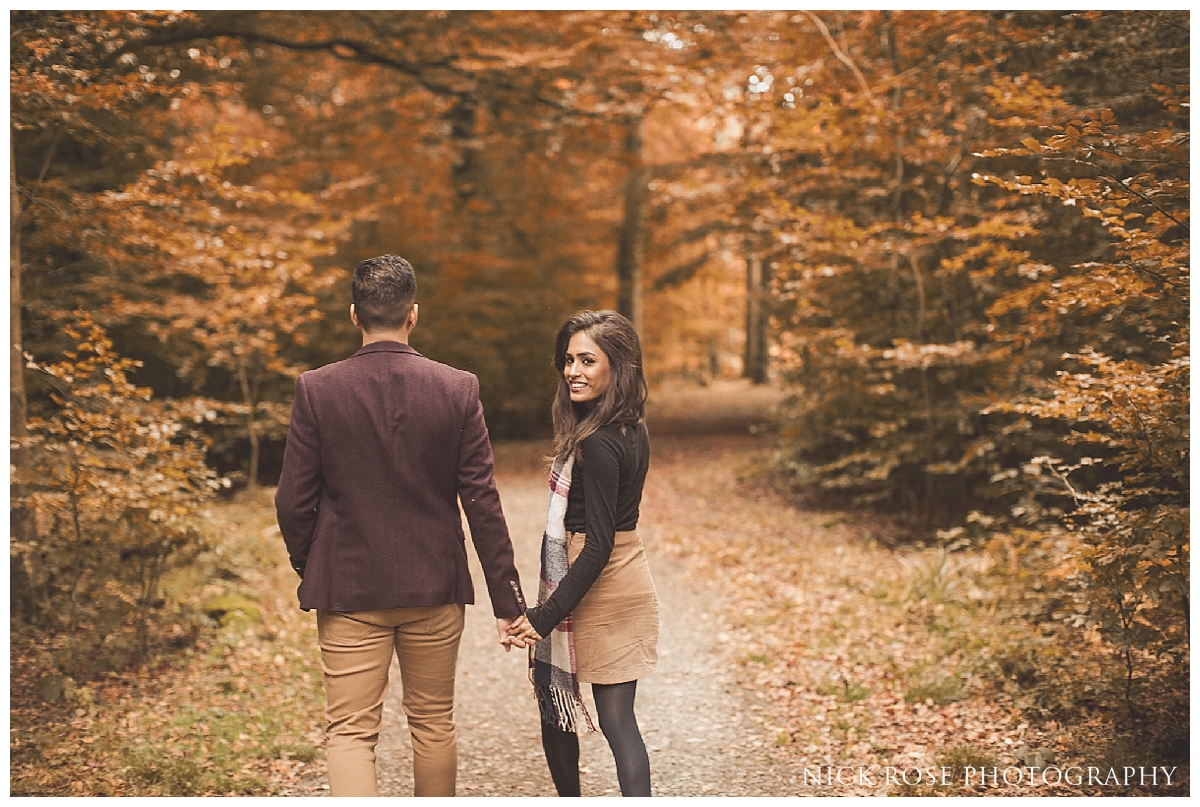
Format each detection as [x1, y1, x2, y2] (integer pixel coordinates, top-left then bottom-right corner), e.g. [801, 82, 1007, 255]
[496, 614, 543, 652]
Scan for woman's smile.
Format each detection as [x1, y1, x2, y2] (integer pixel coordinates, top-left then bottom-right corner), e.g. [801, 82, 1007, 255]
[564, 331, 611, 406]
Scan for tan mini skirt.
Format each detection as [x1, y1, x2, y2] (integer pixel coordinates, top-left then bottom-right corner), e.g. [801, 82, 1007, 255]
[565, 529, 660, 685]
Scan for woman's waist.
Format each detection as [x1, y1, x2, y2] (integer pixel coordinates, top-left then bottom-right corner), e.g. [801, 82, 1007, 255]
[567, 528, 641, 543]
[566, 529, 645, 563]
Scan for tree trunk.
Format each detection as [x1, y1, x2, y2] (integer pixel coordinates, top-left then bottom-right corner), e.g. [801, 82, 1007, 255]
[11, 138, 37, 618]
[615, 115, 646, 334]
[448, 94, 480, 204]
[236, 358, 260, 488]
[743, 252, 770, 384]
[883, 11, 906, 219]
[11, 140, 28, 472]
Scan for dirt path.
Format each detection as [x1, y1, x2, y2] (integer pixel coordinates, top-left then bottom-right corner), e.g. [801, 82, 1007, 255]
[372, 436, 811, 797]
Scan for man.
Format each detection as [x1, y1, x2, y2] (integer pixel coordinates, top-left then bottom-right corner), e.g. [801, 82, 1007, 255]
[275, 254, 528, 797]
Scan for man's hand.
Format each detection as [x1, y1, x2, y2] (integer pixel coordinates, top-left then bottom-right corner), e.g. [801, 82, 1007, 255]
[496, 617, 528, 652]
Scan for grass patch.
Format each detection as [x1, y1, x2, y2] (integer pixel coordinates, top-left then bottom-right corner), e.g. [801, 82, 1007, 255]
[201, 594, 263, 627]
[936, 744, 999, 785]
[903, 662, 964, 705]
[899, 546, 984, 605]
[817, 677, 870, 702]
[125, 747, 251, 797]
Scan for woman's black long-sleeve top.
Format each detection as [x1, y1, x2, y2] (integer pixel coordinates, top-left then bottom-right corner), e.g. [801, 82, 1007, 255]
[524, 421, 649, 638]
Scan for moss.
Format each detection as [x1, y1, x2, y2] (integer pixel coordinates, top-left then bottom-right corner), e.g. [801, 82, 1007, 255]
[201, 595, 262, 627]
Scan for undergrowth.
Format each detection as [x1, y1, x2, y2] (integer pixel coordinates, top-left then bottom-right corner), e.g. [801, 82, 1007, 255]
[9, 487, 324, 796]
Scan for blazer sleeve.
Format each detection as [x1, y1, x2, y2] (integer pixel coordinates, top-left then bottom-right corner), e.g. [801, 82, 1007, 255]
[274, 373, 323, 577]
[456, 375, 525, 618]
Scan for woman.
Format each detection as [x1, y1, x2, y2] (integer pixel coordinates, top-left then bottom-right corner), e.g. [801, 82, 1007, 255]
[506, 310, 659, 797]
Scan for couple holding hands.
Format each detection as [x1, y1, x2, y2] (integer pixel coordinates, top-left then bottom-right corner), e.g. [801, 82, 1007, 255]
[275, 255, 659, 797]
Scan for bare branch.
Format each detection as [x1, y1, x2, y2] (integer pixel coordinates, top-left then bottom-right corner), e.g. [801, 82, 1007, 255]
[1135, 10, 1189, 35]
[667, 221, 742, 250]
[104, 20, 472, 97]
[651, 253, 711, 291]
[801, 11, 881, 110]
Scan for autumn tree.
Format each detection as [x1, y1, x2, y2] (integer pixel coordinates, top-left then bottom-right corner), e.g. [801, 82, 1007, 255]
[14, 315, 218, 685]
[739, 11, 1040, 526]
[11, 9, 203, 615]
[94, 128, 349, 486]
[13, 11, 357, 479]
[972, 12, 1188, 713]
[110, 10, 762, 429]
[10, 12, 350, 658]
[754, 9, 1187, 729]
[86, 10, 846, 426]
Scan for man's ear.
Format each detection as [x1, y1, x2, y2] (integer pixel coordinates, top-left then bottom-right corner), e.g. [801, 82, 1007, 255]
[350, 304, 362, 330]
[407, 303, 419, 332]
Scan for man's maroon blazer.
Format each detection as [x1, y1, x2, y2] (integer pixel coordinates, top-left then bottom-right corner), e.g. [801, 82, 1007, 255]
[274, 340, 524, 618]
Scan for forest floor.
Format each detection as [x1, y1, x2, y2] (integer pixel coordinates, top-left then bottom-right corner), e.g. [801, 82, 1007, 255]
[9, 380, 1188, 797]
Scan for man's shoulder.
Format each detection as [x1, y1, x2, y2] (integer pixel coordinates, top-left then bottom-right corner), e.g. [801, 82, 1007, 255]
[415, 356, 477, 384]
[300, 349, 477, 388]
[393, 353, 478, 389]
[296, 355, 358, 389]
[298, 356, 350, 381]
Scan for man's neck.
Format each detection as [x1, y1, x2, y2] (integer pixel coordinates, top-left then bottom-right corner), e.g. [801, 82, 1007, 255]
[361, 329, 410, 346]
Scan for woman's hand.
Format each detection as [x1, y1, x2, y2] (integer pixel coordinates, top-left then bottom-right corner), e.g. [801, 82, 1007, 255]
[506, 614, 544, 645]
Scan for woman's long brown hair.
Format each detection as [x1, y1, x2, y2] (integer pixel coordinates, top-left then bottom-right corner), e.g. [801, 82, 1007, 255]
[551, 310, 647, 463]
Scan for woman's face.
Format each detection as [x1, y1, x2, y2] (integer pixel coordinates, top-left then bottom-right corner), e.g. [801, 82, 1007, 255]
[563, 331, 612, 408]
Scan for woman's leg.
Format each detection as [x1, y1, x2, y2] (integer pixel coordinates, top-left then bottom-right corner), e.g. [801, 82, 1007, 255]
[540, 721, 581, 796]
[592, 681, 651, 797]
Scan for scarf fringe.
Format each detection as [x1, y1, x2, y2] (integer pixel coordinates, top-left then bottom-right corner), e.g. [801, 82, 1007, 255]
[533, 683, 597, 734]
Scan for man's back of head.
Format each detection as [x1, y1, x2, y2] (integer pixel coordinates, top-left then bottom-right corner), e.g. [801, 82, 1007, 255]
[352, 254, 417, 332]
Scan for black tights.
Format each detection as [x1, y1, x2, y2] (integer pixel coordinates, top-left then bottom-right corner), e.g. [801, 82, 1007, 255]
[541, 680, 651, 797]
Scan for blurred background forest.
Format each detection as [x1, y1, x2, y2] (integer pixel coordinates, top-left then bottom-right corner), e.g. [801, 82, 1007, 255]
[9, 8, 1189, 789]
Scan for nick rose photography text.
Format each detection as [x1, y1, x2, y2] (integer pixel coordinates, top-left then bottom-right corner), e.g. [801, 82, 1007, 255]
[800, 765, 1181, 789]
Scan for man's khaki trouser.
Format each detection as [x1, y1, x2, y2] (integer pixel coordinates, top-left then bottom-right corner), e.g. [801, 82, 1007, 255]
[317, 604, 465, 797]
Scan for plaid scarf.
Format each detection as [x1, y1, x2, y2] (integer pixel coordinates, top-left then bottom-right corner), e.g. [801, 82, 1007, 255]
[529, 453, 596, 733]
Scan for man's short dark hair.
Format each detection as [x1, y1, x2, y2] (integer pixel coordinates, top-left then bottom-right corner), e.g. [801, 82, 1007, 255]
[352, 255, 417, 332]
